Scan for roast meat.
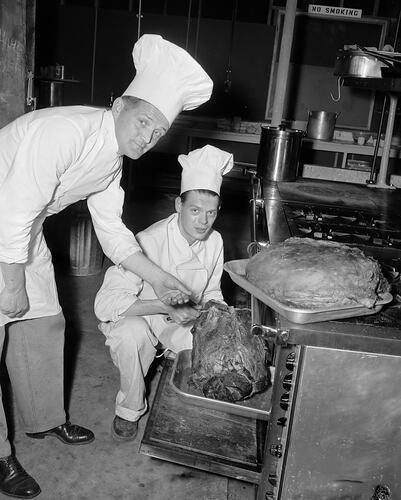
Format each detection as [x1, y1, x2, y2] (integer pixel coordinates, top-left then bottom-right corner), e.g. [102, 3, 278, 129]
[190, 300, 271, 402]
[246, 237, 390, 309]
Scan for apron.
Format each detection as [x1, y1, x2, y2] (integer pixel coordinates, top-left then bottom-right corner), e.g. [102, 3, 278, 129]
[0, 216, 61, 326]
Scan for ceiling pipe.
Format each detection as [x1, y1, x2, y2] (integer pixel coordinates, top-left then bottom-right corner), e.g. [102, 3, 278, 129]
[270, 0, 297, 127]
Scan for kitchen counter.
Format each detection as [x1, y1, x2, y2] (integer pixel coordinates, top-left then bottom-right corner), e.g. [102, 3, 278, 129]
[264, 177, 401, 215]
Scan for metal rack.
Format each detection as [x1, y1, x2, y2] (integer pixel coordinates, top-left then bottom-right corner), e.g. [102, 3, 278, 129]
[343, 76, 401, 189]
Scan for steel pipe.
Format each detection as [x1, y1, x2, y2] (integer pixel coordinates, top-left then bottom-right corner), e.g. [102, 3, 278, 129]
[271, 0, 297, 126]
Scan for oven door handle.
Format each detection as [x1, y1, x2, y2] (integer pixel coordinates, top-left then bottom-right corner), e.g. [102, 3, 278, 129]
[252, 324, 289, 345]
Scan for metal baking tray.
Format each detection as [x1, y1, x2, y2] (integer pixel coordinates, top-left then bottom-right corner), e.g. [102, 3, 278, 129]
[169, 349, 271, 421]
[224, 259, 393, 324]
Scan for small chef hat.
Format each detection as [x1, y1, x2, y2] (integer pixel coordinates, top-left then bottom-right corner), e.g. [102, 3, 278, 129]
[179, 145, 234, 195]
[123, 34, 213, 126]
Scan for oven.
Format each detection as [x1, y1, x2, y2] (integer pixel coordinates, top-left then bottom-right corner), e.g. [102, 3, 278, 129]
[253, 178, 401, 500]
[140, 177, 401, 500]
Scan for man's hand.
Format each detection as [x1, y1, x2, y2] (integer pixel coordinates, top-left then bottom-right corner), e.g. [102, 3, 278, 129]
[0, 286, 29, 318]
[121, 253, 191, 306]
[0, 262, 29, 318]
[165, 303, 202, 325]
[153, 272, 192, 306]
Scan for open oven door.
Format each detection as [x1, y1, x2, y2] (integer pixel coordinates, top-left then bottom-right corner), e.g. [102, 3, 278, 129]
[139, 299, 275, 490]
[139, 357, 269, 484]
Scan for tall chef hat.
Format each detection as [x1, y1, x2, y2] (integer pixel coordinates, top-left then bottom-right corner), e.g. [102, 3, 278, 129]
[123, 34, 213, 126]
[179, 145, 234, 195]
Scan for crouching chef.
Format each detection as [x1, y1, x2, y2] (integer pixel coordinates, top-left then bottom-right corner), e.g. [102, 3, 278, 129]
[0, 34, 212, 498]
[95, 145, 233, 441]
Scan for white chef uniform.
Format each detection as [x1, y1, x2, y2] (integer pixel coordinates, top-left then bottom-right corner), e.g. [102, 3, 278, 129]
[0, 34, 213, 327]
[0, 33, 213, 455]
[95, 145, 233, 422]
[0, 106, 136, 326]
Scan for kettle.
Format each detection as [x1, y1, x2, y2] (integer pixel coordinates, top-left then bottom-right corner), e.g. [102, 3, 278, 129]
[306, 110, 340, 141]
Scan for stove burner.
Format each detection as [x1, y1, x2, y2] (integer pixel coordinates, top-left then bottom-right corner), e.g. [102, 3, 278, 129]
[284, 202, 401, 249]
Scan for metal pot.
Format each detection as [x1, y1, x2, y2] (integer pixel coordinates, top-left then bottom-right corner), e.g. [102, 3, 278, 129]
[334, 48, 386, 78]
[257, 124, 305, 182]
[306, 110, 339, 141]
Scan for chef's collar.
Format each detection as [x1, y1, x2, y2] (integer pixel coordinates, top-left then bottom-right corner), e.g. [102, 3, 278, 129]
[103, 109, 120, 156]
[170, 213, 204, 250]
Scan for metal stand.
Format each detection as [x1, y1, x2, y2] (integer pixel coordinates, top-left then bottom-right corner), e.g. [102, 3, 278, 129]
[367, 95, 387, 185]
[368, 93, 397, 189]
[343, 77, 401, 190]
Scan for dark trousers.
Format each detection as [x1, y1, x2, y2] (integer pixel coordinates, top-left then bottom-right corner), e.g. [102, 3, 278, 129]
[0, 313, 66, 457]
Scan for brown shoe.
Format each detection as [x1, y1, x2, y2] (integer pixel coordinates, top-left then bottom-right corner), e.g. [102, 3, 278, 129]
[0, 455, 41, 498]
[111, 416, 138, 441]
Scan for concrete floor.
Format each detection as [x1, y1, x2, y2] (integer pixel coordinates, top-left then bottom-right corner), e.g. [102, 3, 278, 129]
[2, 186, 256, 499]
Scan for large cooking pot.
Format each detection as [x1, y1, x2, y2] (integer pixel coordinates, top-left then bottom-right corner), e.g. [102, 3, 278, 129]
[334, 48, 387, 78]
[257, 124, 305, 182]
[306, 110, 339, 141]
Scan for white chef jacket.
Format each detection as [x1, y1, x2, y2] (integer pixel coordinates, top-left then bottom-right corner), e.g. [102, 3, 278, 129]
[0, 106, 141, 326]
[95, 213, 224, 345]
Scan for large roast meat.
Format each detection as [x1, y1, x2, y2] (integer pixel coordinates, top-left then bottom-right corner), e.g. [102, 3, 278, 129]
[190, 301, 271, 402]
[246, 237, 390, 310]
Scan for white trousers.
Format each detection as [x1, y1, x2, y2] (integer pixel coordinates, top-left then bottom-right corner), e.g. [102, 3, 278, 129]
[100, 316, 192, 422]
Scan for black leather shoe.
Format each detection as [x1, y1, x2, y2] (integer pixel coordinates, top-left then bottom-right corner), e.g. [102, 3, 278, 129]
[111, 416, 138, 441]
[0, 455, 40, 499]
[26, 421, 94, 445]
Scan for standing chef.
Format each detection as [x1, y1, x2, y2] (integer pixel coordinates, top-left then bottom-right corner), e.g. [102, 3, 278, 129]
[0, 34, 212, 499]
[94, 145, 233, 441]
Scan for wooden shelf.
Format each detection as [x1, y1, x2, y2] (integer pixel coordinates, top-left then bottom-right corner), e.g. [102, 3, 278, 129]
[303, 137, 401, 158]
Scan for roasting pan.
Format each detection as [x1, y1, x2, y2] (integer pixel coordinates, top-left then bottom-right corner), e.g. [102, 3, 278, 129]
[224, 259, 393, 324]
[169, 349, 271, 420]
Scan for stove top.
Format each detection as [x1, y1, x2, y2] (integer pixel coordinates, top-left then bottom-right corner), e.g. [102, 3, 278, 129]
[284, 202, 401, 250]
[281, 201, 401, 328]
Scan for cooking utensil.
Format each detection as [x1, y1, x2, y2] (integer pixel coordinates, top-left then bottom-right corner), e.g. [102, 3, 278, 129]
[169, 349, 272, 420]
[334, 48, 388, 78]
[256, 124, 305, 182]
[356, 46, 401, 63]
[224, 259, 393, 324]
[306, 110, 339, 141]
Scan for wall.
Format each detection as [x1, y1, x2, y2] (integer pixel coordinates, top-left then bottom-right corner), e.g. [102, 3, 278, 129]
[0, 0, 35, 127]
[34, 1, 401, 193]
[35, 1, 401, 127]
[267, 11, 388, 130]
[35, 3, 94, 105]
[35, 2, 274, 120]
